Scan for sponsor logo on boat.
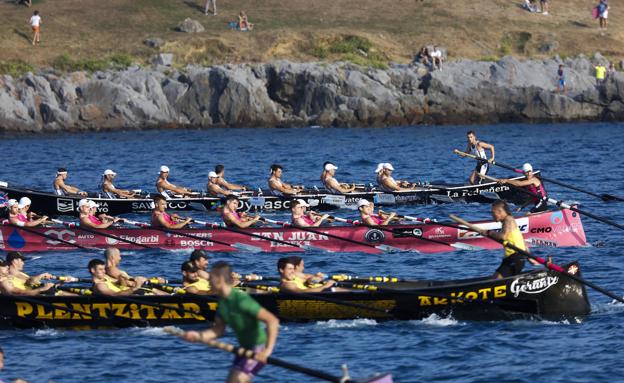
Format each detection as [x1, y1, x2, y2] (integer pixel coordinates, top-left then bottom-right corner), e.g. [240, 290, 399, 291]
[364, 229, 386, 243]
[374, 194, 396, 204]
[250, 231, 329, 247]
[418, 285, 507, 306]
[525, 237, 558, 248]
[14, 301, 216, 321]
[57, 198, 75, 213]
[530, 227, 552, 233]
[132, 201, 156, 210]
[510, 276, 559, 297]
[550, 211, 564, 225]
[445, 184, 510, 199]
[44, 229, 76, 245]
[457, 218, 529, 239]
[105, 235, 160, 246]
[322, 195, 347, 207]
[428, 227, 452, 239]
[95, 202, 109, 213]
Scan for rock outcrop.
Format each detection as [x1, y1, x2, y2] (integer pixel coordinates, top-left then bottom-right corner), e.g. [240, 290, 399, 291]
[0, 56, 622, 132]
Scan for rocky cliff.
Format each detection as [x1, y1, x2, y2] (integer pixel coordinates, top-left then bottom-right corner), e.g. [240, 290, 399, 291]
[1, 55, 622, 132]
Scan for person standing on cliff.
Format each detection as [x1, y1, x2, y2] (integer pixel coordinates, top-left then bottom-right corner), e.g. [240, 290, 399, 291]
[540, 0, 549, 15]
[595, 63, 607, 87]
[597, 0, 609, 31]
[28, 10, 41, 46]
[204, 0, 216, 15]
[556, 64, 566, 94]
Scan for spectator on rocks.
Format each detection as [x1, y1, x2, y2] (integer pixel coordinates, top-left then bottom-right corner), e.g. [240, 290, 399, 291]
[431, 46, 443, 70]
[607, 62, 616, 77]
[416, 47, 431, 67]
[523, 0, 538, 12]
[597, 0, 609, 31]
[540, 0, 549, 15]
[204, 0, 216, 16]
[238, 11, 254, 31]
[595, 63, 607, 86]
[556, 64, 566, 93]
[28, 10, 41, 46]
[18, 0, 32, 7]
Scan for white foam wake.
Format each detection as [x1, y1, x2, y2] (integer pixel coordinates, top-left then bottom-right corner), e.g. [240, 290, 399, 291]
[315, 318, 378, 328]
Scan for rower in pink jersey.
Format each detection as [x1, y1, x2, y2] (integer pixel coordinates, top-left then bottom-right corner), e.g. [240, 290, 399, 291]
[222, 195, 261, 228]
[151, 195, 192, 229]
[291, 199, 329, 227]
[79, 199, 119, 229]
[357, 199, 397, 226]
[7, 199, 48, 227]
[499, 163, 548, 213]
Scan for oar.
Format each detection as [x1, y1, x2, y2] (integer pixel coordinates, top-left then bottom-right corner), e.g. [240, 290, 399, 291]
[479, 174, 624, 231]
[1, 221, 93, 250]
[332, 274, 406, 283]
[164, 327, 389, 383]
[454, 150, 624, 202]
[260, 218, 402, 252]
[377, 211, 435, 224]
[449, 214, 624, 304]
[191, 219, 317, 252]
[50, 219, 152, 249]
[122, 219, 263, 253]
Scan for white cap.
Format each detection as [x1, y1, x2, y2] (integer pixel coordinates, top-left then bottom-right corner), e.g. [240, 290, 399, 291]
[296, 199, 310, 207]
[18, 197, 31, 209]
[357, 199, 371, 208]
[78, 199, 89, 208]
[325, 163, 338, 171]
[103, 169, 116, 176]
[208, 171, 218, 179]
[375, 163, 384, 173]
[522, 163, 533, 173]
[383, 163, 395, 171]
[7, 199, 18, 207]
[88, 200, 99, 208]
[160, 165, 170, 173]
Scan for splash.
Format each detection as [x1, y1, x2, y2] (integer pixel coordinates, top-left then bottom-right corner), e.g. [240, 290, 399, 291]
[315, 319, 378, 329]
[33, 329, 60, 337]
[411, 314, 461, 327]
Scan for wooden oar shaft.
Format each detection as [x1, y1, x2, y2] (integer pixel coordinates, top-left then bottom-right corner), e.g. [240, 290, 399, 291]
[449, 214, 624, 304]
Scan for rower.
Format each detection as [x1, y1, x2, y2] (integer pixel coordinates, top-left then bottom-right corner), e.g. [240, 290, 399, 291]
[222, 195, 261, 228]
[182, 261, 279, 380]
[458, 131, 495, 185]
[8, 199, 48, 227]
[100, 169, 137, 199]
[190, 249, 211, 280]
[155, 165, 193, 198]
[151, 195, 192, 229]
[53, 167, 87, 197]
[479, 200, 538, 279]
[289, 256, 325, 286]
[498, 163, 548, 213]
[0, 251, 54, 296]
[268, 164, 301, 196]
[278, 257, 336, 293]
[321, 163, 356, 193]
[181, 261, 212, 295]
[207, 171, 237, 197]
[357, 199, 397, 226]
[376, 163, 417, 192]
[105, 248, 166, 291]
[89, 259, 147, 296]
[214, 165, 247, 192]
[78, 199, 119, 229]
[291, 199, 329, 227]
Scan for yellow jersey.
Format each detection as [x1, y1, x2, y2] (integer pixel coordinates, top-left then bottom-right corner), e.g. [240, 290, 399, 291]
[183, 278, 211, 292]
[504, 224, 526, 257]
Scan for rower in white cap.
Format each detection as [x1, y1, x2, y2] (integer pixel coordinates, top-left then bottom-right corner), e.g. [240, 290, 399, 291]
[53, 167, 87, 197]
[321, 162, 356, 194]
[497, 163, 548, 213]
[357, 199, 397, 226]
[376, 163, 417, 192]
[207, 171, 238, 197]
[155, 165, 193, 199]
[8, 199, 48, 227]
[290, 199, 330, 227]
[79, 199, 120, 229]
[101, 169, 137, 199]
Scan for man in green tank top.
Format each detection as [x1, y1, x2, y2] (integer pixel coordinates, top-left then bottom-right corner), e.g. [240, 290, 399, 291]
[183, 261, 279, 383]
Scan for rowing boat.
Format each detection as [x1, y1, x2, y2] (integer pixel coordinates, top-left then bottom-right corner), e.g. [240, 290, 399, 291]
[0, 262, 589, 329]
[0, 208, 586, 253]
[0, 174, 535, 216]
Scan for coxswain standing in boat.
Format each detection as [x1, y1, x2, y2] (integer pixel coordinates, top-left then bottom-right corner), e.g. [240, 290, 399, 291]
[183, 261, 279, 382]
[357, 199, 397, 225]
[498, 163, 549, 213]
[7, 199, 48, 227]
[322, 163, 356, 193]
[291, 199, 329, 227]
[88, 259, 148, 296]
[156, 166, 193, 198]
[105, 248, 167, 294]
[181, 261, 213, 295]
[207, 172, 238, 197]
[0, 252, 77, 296]
[214, 165, 248, 192]
[78, 199, 119, 229]
[53, 167, 87, 196]
[459, 131, 495, 185]
[278, 257, 336, 293]
[478, 200, 539, 279]
[222, 195, 261, 228]
[376, 163, 418, 191]
[101, 169, 137, 199]
[268, 164, 303, 196]
[151, 195, 192, 229]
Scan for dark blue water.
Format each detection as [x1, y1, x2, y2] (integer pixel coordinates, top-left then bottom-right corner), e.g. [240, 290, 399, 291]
[0, 123, 623, 383]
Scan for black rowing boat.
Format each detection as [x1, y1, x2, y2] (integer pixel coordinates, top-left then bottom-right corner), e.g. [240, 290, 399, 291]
[0, 262, 588, 329]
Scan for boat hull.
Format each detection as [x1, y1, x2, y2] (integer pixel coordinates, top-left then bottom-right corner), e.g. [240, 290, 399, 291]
[0, 262, 589, 329]
[0, 209, 586, 253]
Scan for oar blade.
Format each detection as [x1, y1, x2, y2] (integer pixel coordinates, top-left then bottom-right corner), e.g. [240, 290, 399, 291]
[231, 243, 264, 253]
[359, 373, 394, 383]
[450, 242, 484, 251]
[375, 244, 409, 253]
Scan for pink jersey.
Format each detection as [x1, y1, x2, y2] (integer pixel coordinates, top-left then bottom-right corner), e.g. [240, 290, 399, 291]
[88, 215, 103, 225]
[16, 214, 28, 223]
[293, 214, 316, 226]
[151, 212, 175, 227]
[363, 214, 384, 225]
[223, 209, 242, 226]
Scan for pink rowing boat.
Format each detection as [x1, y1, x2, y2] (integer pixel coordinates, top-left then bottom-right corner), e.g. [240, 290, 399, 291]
[0, 209, 586, 253]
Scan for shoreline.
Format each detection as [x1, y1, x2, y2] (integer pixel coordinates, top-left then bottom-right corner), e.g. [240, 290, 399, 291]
[1, 55, 622, 133]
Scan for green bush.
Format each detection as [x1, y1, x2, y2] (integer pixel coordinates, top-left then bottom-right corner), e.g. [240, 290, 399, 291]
[52, 53, 136, 72]
[328, 35, 373, 54]
[0, 61, 35, 77]
[109, 54, 134, 69]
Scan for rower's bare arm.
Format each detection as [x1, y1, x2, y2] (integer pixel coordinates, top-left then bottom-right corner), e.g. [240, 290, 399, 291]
[480, 141, 495, 160]
[382, 213, 397, 225]
[256, 308, 279, 361]
[203, 317, 226, 340]
[328, 179, 353, 194]
[222, 180, 246, 191]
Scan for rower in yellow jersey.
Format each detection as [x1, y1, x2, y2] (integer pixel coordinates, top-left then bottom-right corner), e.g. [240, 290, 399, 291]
[181, 261, 213, 295]
[89, 259, 148, 295]
[478, 200, 538, 279]
[0, 252, 56, 296]
[277, 257, 336, 292]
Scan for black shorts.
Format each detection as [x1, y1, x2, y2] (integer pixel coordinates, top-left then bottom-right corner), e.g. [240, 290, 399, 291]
[496, 254, 525, 277]
[530, 199, 549, 213]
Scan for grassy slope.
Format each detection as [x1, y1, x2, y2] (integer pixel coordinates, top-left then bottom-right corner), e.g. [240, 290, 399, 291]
[0, 0, 622, 71]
